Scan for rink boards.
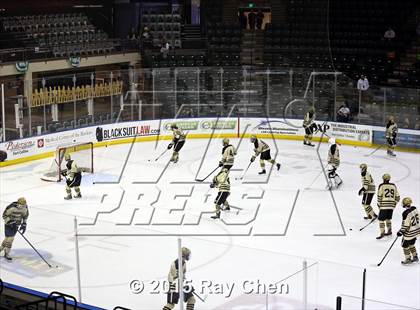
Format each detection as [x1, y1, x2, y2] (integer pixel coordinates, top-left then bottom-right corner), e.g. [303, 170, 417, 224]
[1, 117, 419, 167]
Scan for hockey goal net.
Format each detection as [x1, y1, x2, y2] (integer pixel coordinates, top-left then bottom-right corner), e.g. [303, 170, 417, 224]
[41, 142, 94, 182]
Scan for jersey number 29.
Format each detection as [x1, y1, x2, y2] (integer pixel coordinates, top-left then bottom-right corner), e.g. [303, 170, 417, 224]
[384, 188, 395, 198]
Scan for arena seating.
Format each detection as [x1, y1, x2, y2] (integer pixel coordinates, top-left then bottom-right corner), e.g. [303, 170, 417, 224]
[0, 13, 118, 59]
[207, 22, 242, 66]
[141, 12, 182, 48]
[144, 50, 206, 68]
[263, 0, 417, 84]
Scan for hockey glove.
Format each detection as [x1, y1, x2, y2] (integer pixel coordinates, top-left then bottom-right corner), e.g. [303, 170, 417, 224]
[250, 155, 256, 162]
[61, 170, 68, 177]
[218, 161, 224, 167]
[397, 230, 403, 237]
[167, 143, 173, 149]
[210, 183, 216, 188]
[19, 222, 27, 234]
[358, 188, 366, 196]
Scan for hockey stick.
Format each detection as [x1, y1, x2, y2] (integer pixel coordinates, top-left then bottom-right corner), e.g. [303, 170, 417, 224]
[359, 217, 377, 231]
[305, 164, 328, 190]
[148, 148, 169, 162]
[193, 291, 208, 302]
[235, 161, 252, 180]
[364, 145, 382, 157]
[17, 230, 57, 268]
[195, 166, 219, 182]
[377, 235, 400, 267]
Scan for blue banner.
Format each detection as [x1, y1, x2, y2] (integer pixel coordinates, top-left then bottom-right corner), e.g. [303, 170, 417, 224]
[373, 130, 420, 149]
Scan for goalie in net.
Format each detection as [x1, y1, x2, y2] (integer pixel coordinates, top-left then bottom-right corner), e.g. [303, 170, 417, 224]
[41, 142, 93, 199]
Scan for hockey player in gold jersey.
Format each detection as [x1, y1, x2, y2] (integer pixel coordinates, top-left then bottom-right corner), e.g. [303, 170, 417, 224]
[163, 247, 195, 310]
[210, 167, 231, 219]
[168, 124, 186, 163]
[358, 164, 377, 220]
[376, 173, 400, 239]
[385, 116, 398, 157]
[397, 198, 420, 265]
[327, 138, 342, 189]
[62, 154, 82, 200]
[219, 138, 236, 170]
[0, 198, 28, 260]
[250, 135, 281, 175]
[303, 106, 316, 146]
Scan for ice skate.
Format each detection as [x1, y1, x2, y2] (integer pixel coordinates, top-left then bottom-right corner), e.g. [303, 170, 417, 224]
[4, 253, 12, 261]
[376, 233, 385, 240]
[258, 169, 266, 175]
[64, 194, 72, 200]
[401, 258, 412, 265]
[74, 193, 82, 199]
[211, 212, 220, 219]
[412, 256, 419, 263]
[276, 163, 281, 171]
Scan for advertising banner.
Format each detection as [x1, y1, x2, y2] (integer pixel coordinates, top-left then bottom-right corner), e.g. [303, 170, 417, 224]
[240, 118, 372, 144]
[373, 127, 420, 150]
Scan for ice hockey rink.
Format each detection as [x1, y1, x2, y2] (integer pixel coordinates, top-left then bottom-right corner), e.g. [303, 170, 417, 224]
[0, 137, 419, 310]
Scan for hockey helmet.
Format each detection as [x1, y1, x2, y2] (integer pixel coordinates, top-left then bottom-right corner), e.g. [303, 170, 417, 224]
[182, 247, 191, 260]
[17, 197, 27, 206]
[402, 197, 412, 207]
[359, 163, 367, 172]
[64, 153, 71, 161]
[328, 138, 336, 145]
[170, 123, 178, 130]
[382, 173, 391, 182]
[308, 106, 315, 114]
[222, 138, 229, 146]
[388, 116, 395, 123]
[250, 134, 257, 143]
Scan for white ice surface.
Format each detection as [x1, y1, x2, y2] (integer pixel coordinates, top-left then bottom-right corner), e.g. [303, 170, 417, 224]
[0, 138, 419, 310]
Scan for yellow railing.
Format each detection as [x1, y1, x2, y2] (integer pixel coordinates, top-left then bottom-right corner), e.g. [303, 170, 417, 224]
[31, 81, 123, 107]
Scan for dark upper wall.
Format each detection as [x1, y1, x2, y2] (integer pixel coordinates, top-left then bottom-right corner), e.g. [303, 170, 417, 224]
[0, 0, 113, 13]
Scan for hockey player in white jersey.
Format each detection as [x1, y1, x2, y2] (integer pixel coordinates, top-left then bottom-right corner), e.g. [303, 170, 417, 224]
[326, 138, 342, 189]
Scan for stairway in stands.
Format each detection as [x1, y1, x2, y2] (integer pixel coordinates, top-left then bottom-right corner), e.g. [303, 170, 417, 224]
[241, 30, 264, 66]
[182, 25, 204, 49]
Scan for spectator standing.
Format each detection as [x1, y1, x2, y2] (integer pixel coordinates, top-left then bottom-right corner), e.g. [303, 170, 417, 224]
[239, 10, 247, 30]
[248, 10, 256, 30]
[160, 40, 170, 59]
[256, 10, 265, 30]
[337, 104, 351, 123]
[357, 75, 369, 91]
[141, 26, 153, 49]
[357, 75, 369, 120]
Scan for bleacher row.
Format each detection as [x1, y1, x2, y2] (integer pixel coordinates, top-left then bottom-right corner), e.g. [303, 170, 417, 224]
[146, 53, 206, 68]
[141, 13, 182, 48]
[0, 12, 119, 59]
[44, 112, 119, 134]
[0, 13, 89, 32]
[207, 23, 242, 66]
